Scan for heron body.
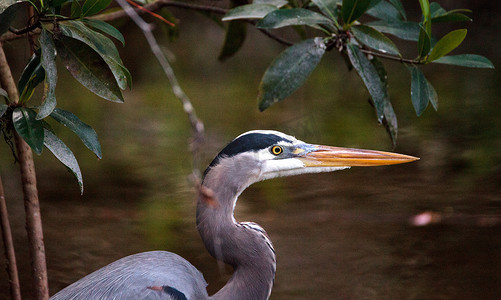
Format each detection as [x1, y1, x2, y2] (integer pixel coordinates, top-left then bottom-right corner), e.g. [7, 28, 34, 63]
[51, 130, 418, 300]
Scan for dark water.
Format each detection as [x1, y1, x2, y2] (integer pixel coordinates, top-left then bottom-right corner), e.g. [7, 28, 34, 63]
[1, 3, 501, 299]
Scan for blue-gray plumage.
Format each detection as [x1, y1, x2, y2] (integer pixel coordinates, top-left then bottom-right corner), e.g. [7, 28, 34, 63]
[51, 130, 418, 300]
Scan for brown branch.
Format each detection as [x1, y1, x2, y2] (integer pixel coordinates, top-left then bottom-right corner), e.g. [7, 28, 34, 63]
[115, 0, 205, 178]
[0, 176, 22, 300]
[0, 43, 49, 300]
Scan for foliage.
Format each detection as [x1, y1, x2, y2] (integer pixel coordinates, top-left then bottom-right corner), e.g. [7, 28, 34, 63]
[1, 0, 129, 193]
[0, 0, 495, 191]
[222, 0, 494, 146]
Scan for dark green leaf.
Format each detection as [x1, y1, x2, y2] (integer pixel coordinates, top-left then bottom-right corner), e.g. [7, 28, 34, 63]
[222, 4, 277, 21]
[351, 25, 400, 55]
[12, 107, 44, 154]
[43, 128, 83, 194]
[312, 0, 341, 26]
[371, 57, 397, 147]
[81, 18, 125, 46]
[219, 20, 247, 61]
[432, 13, 471, 23]
[18, 50, 45, 104]
[0, 1, 22, 35]
[366, 0, 402, 22]
[432, 54, 494, 69]
[60, 21, 130, 90]
[429, 2, 445, 18]
[342, 0, 371, 25]
[257, 8, 333, 29]
[70, 0, 82, 18]
[254, 0, 288, 6]
[427, 29, 467, 62]
[81, 0, 111, 17]
[367, 20, 420, 41]
[0, 103, 7, 117]
[417, 25, 430, 59]
[346, 43, 387, 122]
[387, 0, 406, 20]
[427, 79, 438, 111]
[258, 38, 326, 111]
[409, 65, 436, 116]
[55, 36, 124, 102]
[50, 108, 102, 158]
[38, 29, 58, 119]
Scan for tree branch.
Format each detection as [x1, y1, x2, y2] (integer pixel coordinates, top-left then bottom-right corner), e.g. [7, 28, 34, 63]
[0, 43, 49, 300]
[0, 176, 22, 300]
[114, 0, 205, 178]
[359, 48, 423, 64]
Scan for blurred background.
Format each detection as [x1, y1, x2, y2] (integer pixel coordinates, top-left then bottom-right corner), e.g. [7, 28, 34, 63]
[1, 1, 500, 299]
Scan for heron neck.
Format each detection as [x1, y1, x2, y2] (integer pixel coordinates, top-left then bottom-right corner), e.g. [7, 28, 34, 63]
[197, 169, 276, 300]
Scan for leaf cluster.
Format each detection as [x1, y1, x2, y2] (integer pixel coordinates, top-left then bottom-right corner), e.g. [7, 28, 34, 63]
[1, 0, 130, 193]
[222, 0, 494, 146]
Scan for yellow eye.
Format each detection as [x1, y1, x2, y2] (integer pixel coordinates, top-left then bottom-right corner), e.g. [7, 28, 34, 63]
[271, 145, 283, 155]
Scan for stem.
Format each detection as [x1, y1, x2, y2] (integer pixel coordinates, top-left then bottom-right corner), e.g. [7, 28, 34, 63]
[0, 43, 49, 300]
[359, 48, 423, 64]
[0, 176, 22, 300]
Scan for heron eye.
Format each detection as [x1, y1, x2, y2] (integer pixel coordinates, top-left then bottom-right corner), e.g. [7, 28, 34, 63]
[271, 145, 283, 156]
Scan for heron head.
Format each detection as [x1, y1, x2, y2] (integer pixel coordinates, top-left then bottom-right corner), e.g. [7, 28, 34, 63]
[203, 130, 418, 189]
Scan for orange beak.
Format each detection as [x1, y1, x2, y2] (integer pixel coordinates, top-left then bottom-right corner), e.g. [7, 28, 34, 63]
[297, 145, 419, 167]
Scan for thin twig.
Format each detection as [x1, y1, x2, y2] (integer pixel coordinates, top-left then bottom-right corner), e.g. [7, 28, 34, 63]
[360, 48, 422, 64]
[0, 176, 22, 300]
[114, 0, 205, 178]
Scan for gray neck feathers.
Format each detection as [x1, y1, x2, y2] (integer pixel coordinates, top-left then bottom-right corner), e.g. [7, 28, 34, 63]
[197, 156, 276, 300]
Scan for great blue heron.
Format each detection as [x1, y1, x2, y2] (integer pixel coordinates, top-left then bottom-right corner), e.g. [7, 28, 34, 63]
[51, 130, 418, 300]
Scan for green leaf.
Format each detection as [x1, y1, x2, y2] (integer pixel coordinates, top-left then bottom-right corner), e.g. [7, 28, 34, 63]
[38, 29, 58, 120]
[43, 128, 83, 194]
[0, 1, 23, 35]
[222, 4, 277, 21]
[219, 20, 247, 61]
[418, 0, 431, 33]
[432, 54, 494, 69]
[49, 108, 102, 158]
[0, 103, 7, 117]
[81, 19, 125, 46]
[342, 0, 371, 25]
[254, 0, 288, 6]
[429, 3, 471, 23]
[409, 65, 436, 116]
[12, 107, 44, 154]
[367, 20, 420, 41]
[417, 25, 431, 59]
[258, 38, 326, 111]
[371, 57, 398, 147]
[70, 0, 82, 18]
[257, 8, 333, 29]
[60, 21, 130, 90]
[427, 29, 467, 62]
[366, 0, 402, 22]
[387, 0, 406, 20]
[346, 43, 387, 122]
[55, 36, 124, 102]
[0, 88, 8, 101]
[351, 25, 400, 55]
[432, 13, 471, 23]
[312, 0, 341, 26]
[81, 0, 111, 17]
[18, 50, 45, 104]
